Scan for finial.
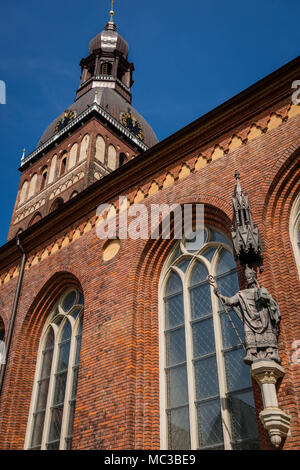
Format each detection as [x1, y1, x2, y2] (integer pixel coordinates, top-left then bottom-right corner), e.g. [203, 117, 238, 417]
[234, 170, 242, 194]
[21, 148, 26, 161]
[105, 0, 117, 30]
[109, 0, 115, 21]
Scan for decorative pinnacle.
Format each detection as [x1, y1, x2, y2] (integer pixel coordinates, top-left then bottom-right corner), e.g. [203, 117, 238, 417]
[21, 148, 26, 161]
[234, 169, 240, 180]
[234, 170, 242, 194]
[109, 0, 115, 21]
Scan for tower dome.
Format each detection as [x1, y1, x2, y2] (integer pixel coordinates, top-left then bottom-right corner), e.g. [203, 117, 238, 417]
[35, 7, 158, 151]
[89, 19, 129, 58]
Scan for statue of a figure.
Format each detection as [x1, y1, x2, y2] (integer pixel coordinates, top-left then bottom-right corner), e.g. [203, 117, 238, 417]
[214, 265, 281, 365]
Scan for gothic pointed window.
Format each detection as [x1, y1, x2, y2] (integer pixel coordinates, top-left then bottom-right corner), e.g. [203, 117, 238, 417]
[28, 174, 38, 200]
[40, 168, 48, 191]
[19, 180, 29, 206]
[60, 155, 67, 176]
[26, 289, 84, 450]
[290, 194, 300, 278]
[160, 227, 260, 450]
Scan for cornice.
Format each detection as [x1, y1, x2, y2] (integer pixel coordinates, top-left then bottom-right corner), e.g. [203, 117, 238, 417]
[19, 102, 148, 171]
[2, 56, 300, 268]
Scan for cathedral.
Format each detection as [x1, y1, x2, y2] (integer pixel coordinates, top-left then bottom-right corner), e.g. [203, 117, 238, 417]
[0, 7, 299, 451]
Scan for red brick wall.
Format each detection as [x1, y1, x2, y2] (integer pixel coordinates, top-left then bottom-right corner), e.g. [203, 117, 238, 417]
[8, 117, 137, 240]
[0, 102, 299, 450]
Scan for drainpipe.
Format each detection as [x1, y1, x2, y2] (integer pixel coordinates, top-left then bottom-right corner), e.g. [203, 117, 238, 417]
[0, 236, 26, 397]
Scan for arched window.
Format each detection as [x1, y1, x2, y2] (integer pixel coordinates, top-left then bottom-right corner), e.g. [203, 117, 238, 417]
[28, 212, 42, 228]
[19, 180, 29, 206]
[95, 135, 105, 163]
[48, 155, 57, 184]
[40, 168, 48, 191]
[26, 289, 84, 450]
[107, 144, 117, 170]
[68, 144, 78, 170]
[60, 155, 67, 176]
[79, 134, 89, 162]
[49, 198, 64, 214]
[119, 153, 128, 167]
[290, 193, 300, 277]
[28, 174, 38, 200]
[101, 62, 112, 75]
[160, 227, 259, 450]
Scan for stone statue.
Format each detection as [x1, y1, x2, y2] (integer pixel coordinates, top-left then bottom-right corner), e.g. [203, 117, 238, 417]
[214, 265, 281, 365]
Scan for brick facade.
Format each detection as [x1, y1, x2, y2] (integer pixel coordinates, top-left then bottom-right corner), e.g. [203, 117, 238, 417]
[0, 57, 300, 450]
[9, 116, 138, 241]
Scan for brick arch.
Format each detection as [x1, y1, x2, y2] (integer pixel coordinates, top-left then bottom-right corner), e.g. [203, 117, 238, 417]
[257, 144, 300, 446]
[129, 203, 235, 449]
[21, 271, 83, 334]
[260, 144, 300, 327]
[49, 196, 64, 213]
[0, 271, 83, 449]
[262, 140, 300, 221]
[28, 211, 42, 228]
[70, 190, 79, 200]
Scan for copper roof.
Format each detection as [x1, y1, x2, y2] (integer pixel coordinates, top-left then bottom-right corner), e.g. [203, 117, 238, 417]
[89, 21, 129, 58]
[37, 87, 158, 149]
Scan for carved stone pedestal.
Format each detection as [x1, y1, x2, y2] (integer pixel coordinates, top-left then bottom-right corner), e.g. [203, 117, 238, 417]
[251, 360, 291, 448]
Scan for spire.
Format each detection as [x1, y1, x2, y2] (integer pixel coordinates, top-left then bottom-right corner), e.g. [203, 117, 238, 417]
[79, 3, 133, 103]
[110, 0, 115, 21]
[234, 169, 242, 195]
[231, 171, 264, 272]
[106, 0, 117, 31]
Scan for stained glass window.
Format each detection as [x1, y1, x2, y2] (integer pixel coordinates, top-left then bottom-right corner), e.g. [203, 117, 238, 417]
[161, 227, 259, 450]
[27, 289, 84, 450]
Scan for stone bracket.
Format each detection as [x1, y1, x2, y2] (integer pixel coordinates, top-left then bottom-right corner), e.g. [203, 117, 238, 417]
[251, 360, 291, 447]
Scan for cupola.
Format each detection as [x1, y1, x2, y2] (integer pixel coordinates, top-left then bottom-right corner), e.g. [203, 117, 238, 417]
[77, 7, 134, 103]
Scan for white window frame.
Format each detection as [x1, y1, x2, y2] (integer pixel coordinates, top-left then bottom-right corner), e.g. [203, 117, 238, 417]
[290, 193, 300, 278]
[24, 288, 83, 450]
[159, 227, 253, 450]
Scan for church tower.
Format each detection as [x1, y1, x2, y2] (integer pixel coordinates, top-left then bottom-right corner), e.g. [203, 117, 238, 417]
[1, 2, 299, 452]
[8, 7, 157, 240]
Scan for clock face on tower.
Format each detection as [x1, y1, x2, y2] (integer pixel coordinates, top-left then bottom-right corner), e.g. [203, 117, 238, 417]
[54, 110, 76, 134]
[121, 112, 144, 142]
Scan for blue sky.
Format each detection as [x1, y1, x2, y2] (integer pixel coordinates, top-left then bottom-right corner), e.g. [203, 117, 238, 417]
[0, 0, 299, 246]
